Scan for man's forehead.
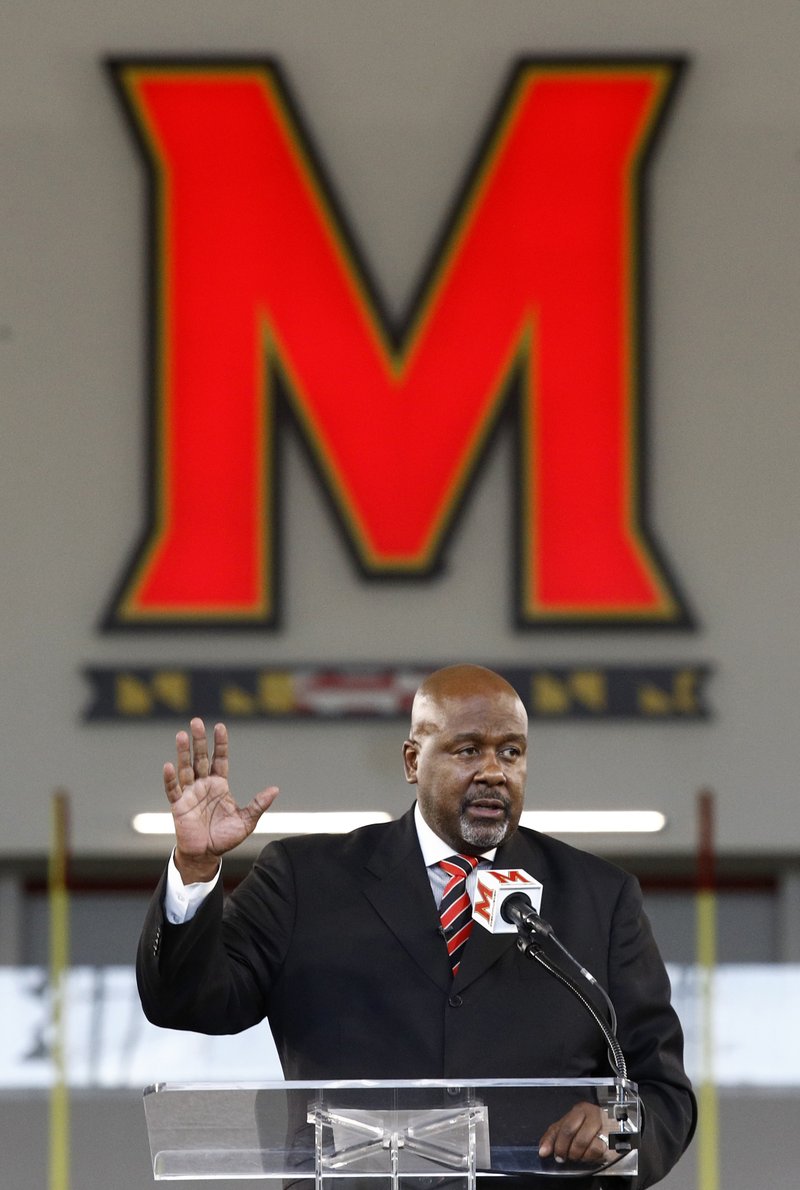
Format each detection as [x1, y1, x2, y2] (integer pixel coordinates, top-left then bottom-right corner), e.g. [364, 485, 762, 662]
[411, 687, 528, 737]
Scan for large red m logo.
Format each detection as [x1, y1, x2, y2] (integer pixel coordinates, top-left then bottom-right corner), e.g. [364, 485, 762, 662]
[105, 58, 691, 629]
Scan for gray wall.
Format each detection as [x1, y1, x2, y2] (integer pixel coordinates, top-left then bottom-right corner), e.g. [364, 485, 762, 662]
[1, 0, 799, 862]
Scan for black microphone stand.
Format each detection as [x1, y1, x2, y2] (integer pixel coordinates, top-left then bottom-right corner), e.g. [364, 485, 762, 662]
[506, 901, 638, 1160]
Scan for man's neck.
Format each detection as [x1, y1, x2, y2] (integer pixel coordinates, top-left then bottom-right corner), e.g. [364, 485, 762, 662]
[413, 802, 498, 865]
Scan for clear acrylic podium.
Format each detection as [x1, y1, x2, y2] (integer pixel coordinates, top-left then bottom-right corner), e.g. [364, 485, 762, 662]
[143, 1078, 639, 1183]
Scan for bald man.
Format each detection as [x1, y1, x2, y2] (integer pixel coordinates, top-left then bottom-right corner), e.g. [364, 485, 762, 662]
[138, 665, 695, 1187]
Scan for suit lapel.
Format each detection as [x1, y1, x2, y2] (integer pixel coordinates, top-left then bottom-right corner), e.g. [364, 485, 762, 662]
[359, 813, 551, 996]
[361, 808, 453, 993]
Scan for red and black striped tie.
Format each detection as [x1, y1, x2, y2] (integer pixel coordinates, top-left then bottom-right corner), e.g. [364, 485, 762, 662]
[439, 854, 480, 976]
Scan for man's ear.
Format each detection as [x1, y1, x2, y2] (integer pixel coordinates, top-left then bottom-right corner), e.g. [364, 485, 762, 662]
[402, 739, 419, 784]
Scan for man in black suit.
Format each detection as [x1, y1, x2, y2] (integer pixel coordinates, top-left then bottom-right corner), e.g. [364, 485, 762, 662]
[137, 664, 695, 1187]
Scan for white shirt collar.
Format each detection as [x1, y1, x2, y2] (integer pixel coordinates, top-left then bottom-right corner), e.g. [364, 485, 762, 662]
[414, 801, 497, 866]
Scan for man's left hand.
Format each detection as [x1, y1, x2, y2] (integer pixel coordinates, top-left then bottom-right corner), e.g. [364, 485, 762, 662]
[538, 1101, 607, 1165]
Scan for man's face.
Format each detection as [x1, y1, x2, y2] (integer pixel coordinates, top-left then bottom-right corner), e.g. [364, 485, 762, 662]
[403, 687, 527, 854]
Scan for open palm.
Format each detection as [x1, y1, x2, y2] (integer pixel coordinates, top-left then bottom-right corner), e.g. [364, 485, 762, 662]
[164, 719, 279, 878]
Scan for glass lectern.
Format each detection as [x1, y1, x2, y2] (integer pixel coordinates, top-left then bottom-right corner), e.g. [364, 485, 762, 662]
[143, 1078, 639, 1183]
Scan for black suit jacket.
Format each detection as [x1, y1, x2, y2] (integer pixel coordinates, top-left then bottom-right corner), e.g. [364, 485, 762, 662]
[137, 808, 695, 1187]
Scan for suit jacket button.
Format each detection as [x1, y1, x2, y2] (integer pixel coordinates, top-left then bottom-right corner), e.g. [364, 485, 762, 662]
[448, 994, 463, 1008]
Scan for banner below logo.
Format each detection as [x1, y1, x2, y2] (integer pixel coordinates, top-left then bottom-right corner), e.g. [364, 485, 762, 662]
[83, 664, 711, 721]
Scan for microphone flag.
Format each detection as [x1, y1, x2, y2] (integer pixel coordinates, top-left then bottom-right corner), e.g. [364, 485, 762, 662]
[472, 869, 543, 933]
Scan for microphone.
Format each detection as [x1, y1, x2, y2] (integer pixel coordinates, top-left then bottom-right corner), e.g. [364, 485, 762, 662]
[471, 869, 543, 934]
[500, 892, 553, 939]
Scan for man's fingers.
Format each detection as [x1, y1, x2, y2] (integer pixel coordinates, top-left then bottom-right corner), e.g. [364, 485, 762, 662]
[560, 1123, 605, 1164]
[538, 1103, 605, 1165]
[239, 786, 280, 833]
[175, 730, 194, 791]
[210, 722, 229, 779]
[190, 717, 210, 779]
[163, 762, 181, 804]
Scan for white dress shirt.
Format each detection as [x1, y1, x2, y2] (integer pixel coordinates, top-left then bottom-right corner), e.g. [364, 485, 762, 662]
[413, 802, 496, 907]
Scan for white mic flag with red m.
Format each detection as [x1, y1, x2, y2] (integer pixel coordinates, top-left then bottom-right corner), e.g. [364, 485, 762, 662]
[472, 869, 543, 933]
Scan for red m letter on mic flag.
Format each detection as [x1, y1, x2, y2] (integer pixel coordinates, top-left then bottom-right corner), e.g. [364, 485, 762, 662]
[473, 882, 494, 925]
[105, 59, 690, 629]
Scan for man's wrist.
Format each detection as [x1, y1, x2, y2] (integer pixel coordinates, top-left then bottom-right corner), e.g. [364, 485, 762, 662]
[165, 848, 221, 925]
[174, 849, 220, 885]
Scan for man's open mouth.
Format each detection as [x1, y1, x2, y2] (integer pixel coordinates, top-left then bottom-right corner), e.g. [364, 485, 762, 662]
[463, 797, 508, 819]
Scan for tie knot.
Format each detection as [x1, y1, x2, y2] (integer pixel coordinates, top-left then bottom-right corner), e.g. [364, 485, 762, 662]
[439, 853, 479, 880]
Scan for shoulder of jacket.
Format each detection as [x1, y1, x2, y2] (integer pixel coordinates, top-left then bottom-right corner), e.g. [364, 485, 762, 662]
[514, 823, 636, 888]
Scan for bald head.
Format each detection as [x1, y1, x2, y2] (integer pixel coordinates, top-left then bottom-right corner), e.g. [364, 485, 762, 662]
[410, 664, 528, 738]
[404, 665, 528, 854]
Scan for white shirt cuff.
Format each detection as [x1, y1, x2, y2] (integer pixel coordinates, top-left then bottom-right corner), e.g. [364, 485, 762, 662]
[164, 848, 221, 924]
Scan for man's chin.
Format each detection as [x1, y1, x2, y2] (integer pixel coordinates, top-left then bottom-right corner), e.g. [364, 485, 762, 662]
[459, 816, 510, 848]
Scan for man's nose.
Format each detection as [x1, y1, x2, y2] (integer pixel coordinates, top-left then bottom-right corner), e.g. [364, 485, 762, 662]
[476, 753, 505, 783]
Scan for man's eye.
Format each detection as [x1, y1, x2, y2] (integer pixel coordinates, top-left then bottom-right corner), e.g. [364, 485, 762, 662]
[501, 747, 521, 758]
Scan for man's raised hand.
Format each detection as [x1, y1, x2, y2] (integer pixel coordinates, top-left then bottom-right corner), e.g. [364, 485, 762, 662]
[164, 718, 279, 883]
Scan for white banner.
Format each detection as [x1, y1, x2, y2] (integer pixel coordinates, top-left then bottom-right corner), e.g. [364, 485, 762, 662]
[0, 964, 794, 1089]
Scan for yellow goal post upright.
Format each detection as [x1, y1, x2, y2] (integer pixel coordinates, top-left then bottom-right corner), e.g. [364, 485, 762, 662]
[49, 789, 71, 1190]
[696, 788, 719, 1190]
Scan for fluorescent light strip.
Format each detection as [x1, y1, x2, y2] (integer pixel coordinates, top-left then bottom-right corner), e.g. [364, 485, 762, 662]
[253, 812, 392, 834]
[521, 811, 666, 834]
[132, 811, 392, 836]
[134, 809, 664, 836]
